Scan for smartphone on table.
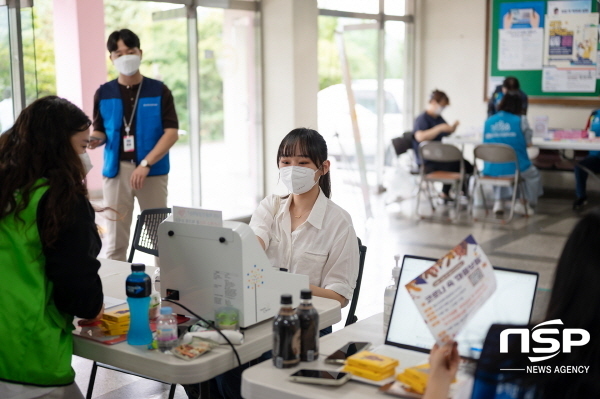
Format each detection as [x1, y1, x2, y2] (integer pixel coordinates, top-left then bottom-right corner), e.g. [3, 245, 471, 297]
[324, 341, 370, 365]
[289, 369, 351, 386]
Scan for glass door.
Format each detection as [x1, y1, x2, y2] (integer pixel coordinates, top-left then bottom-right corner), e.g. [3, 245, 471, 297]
[0, 5, 13, 133]
[197, 6, 261, 219]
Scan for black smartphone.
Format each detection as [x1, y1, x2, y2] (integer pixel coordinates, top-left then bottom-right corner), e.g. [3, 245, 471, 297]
[324, 341, 370, 364]
[289, 369, 351, 386]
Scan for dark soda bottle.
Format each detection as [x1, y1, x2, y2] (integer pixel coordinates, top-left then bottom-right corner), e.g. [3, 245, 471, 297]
[297, 289, 319, 362]
[273, 294, 300, 368]
[126, 263, 152, 345]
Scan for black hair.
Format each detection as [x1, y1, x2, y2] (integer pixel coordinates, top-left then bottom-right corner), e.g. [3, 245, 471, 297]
[497, 92, 522, 115]
[429, 89, 449, 105]
[502, 76, 520, 91]
[277, 128, 331, 198]
[0, 96, 91, 248]
[107, 29, 141, 53]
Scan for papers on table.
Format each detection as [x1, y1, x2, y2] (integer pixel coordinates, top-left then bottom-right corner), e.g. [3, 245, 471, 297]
[104, 296, 126, 310]
[405, 235, 497, 345]
[173, 205, 223, 227]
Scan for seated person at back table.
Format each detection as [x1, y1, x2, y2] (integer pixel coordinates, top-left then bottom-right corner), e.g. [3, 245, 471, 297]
[572, 109, 600, 210]
[412, 89, 473, 201]
[483, 92, 542, 216]
[487, 76, 528, 117]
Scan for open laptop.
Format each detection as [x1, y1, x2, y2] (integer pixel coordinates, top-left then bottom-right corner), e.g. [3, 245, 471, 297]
[372, 254, 539, 372]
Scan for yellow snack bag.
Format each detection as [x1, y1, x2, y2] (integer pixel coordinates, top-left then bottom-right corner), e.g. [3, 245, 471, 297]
[343, 364, 395, 381]
[102, 308, 130, 323]
[346, 350, 399, 372]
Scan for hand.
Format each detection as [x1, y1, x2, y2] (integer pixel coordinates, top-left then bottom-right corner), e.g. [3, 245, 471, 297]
[429, 341, 459, 383]
[88, 133, 106, 149]
[503, 12, 513, 29]
[80, 304, 104, 324]
[530, 11, 540, 28]
[130, 165, 150, 190]
[450, 121, 460, 133]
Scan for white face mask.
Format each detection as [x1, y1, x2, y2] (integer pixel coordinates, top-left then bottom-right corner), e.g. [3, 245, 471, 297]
[79, 153, 93, 175]
[280, 166, 320, 195]
[113, 54, 141, 76]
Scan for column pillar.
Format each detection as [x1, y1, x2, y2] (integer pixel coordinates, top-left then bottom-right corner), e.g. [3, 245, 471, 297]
[53, 0, 107, 195]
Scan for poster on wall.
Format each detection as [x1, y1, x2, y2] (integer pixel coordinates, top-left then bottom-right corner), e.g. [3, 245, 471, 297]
[498, 1, 545, 70]
[542, 12, 598, 91]
[547, 1, 592, 15]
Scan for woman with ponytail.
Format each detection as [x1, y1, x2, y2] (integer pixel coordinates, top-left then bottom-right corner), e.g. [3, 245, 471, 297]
[250, 128, 359, 308]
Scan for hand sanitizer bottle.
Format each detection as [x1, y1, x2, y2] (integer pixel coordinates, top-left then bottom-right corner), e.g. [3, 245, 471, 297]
[383, 255, 401, 334]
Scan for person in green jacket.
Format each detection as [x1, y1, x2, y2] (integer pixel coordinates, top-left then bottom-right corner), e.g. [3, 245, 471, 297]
[0, 96, 104, 398]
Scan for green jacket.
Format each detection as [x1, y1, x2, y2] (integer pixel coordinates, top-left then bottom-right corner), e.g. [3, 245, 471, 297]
[0, 181, 75, 386]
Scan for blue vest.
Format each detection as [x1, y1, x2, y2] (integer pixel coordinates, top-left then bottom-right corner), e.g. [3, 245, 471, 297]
[588, 109, 600, 157]
[483, 111, 531, 177]
[97, 78, 169, 178]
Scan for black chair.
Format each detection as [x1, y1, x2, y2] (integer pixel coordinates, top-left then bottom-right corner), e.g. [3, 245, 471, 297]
[127, 207, 172, 263]
[345, 237, 367, 326]
[88, 208, 174, 399]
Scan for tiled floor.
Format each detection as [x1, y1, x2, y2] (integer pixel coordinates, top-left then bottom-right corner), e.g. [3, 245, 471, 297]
[79, 161, 594, 398]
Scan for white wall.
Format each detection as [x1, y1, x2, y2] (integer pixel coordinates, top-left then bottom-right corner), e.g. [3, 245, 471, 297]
[416, 0, 591, 132]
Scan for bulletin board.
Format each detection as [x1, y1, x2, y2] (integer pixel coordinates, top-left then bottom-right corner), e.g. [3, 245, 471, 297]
[485, 0, 600, 106]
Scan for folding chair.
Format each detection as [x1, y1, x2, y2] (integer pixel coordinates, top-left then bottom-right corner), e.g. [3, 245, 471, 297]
[415, 142, 465, 220]
[345, 237, 367, 326]
[127, 207, 172, 263]
[88, 208, 173, 399]
[470, 144, 526, 223]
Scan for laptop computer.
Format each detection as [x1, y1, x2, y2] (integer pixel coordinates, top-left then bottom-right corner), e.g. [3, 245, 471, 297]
[371, 254, 539, 374]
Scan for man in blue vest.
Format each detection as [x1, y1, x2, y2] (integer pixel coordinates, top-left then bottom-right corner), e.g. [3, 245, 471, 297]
[89, 29, 178, 261]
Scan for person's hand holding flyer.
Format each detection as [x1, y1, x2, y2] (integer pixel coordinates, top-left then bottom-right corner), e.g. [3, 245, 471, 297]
[405, 235, 497, 345]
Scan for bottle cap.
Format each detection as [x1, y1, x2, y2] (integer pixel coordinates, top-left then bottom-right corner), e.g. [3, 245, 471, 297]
[160, 306, 172, 315]
[300, 289, 312, 299]
[280, 294, 292, 305]
[131, 263, 145, 272]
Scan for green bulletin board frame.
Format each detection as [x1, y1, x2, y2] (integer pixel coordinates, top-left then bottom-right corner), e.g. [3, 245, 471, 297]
[486, 0, 600, 106]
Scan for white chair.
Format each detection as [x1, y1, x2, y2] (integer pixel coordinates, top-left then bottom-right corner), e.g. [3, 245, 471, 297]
[470, 143, 527, 223]
[415, 142, 465, 220]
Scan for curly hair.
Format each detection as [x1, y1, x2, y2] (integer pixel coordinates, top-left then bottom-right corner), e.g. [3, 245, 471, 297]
[0, 96, 91, 248]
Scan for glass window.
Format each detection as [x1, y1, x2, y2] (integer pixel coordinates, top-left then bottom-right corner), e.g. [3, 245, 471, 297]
[384, 0, 406, 16]
[104, 1, 192, 206]
[0, 6, 13, 133]
[318, 0, 379, 14]
[198, 7, 261, 219]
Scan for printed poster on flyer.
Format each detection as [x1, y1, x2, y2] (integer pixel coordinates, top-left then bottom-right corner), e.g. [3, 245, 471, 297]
[498, 1, 545, 70]
[405, 235, 497, 345]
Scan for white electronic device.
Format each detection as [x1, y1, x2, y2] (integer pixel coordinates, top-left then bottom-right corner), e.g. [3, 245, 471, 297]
[158, 218, 309, 328]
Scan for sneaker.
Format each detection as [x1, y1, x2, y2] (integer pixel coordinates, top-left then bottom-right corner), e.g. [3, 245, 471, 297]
[493, 201, 504, 215]
[572, 197, 587, 211]
[513, 201, 535, 216]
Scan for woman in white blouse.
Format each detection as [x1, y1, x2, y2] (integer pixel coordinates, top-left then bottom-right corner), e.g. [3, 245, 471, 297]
[250, 128, 359, 308]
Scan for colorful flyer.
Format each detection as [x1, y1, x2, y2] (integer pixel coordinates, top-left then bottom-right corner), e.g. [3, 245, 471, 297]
[405, 235, 497, 345]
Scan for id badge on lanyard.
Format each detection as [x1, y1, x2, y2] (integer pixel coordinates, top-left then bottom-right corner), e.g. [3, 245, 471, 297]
[123, 134, 135, 152]
[123, 78, 143, 153]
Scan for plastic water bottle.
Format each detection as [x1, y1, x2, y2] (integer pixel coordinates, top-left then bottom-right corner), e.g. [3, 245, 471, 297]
[383, 255, 401, 335]
[156, 306, 178, 352]
[296, 289, 319, 362]
[273, 294, 300, 369]
[126, 263, 153, 345]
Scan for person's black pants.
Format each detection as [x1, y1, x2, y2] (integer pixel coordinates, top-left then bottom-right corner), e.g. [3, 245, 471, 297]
[424, 160, 473, 196]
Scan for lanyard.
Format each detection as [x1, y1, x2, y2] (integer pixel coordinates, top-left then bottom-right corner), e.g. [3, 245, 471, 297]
[123, 77, 143, 136]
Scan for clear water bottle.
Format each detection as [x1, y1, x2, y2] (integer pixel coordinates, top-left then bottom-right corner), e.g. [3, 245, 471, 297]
[156, 306, 178, 353]
[296, 289, 319, 362]
[126, 263, 153, 345]
[383, 255, 401, 335]
[273, 294, 300, 369]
